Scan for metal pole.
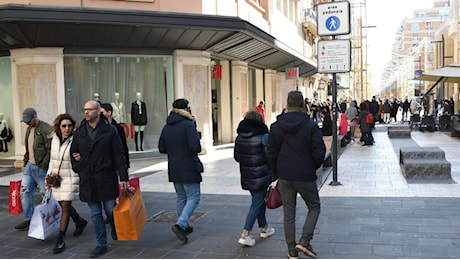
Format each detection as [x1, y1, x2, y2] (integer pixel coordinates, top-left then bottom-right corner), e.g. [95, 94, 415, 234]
[329, 72, 340, 185]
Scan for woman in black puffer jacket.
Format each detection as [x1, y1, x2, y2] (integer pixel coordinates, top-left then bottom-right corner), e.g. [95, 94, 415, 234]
[234, 111, 275, 247]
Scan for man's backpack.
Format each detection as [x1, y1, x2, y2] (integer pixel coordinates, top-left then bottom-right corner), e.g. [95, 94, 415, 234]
[366, 113, 374, 124]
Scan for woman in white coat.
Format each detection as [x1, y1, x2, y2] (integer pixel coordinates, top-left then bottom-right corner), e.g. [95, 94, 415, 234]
[46, 113, 88, 254]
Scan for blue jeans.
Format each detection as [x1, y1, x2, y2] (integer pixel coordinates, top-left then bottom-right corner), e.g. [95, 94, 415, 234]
[87, 199, 116, 246]
[173, 183, 200, 230]
[20, 162, 47, 221]
[243, 189, 267, 231]
[279, 179, 320, 252]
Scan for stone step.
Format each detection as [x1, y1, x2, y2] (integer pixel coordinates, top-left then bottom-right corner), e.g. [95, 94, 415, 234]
[388, 126, 411, 138]
[401, 159, 452, 179]
[400, 146, 446, 163]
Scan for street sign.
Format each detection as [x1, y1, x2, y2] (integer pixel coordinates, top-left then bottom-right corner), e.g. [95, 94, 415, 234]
[317, 1, 350, 36]
[317, 39, 351, 73]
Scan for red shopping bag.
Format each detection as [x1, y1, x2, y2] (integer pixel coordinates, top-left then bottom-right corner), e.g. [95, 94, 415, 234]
[118, 177, 140, 202]
[9, 180, 23, 215]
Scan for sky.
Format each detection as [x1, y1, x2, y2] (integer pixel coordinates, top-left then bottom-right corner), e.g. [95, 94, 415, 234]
[365, 0, 435, 89]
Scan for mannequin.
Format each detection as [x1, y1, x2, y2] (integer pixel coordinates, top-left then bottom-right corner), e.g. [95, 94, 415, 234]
[94, 92, 101, 105]
[0, 113, 9, 152]
[111, 92, 126, 123]
[131, 92, 147, 151]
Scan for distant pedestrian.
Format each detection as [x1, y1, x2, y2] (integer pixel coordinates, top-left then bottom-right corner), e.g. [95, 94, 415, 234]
[70, 100, 129, 258]
[267, 91, 326, 259]
[234, 110, 275, 247]
[158, 98, 203, 244]
[15, 107, 52, 230]
[255, 101, 266, 123]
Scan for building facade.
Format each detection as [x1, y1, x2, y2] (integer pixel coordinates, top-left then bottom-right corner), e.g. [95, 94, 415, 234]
[0, 0, 327, 166]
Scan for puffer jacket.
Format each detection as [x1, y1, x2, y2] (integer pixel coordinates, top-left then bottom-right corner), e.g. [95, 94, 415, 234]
[158, 108, 203, 183]
[234, 119, 271, 191]
[47, 134, 79, 201]
[70, 116, 128, 203]
[267, 110, 326, 182]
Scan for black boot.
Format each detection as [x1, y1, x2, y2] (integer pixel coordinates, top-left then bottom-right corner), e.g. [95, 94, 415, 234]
[140, 131, 144, 151]
[73, 217, 88, 237]
[53, 232, 66, 254]
[134, 131, 139, 151]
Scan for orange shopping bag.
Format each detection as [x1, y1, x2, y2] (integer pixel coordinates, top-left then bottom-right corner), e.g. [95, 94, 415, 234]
[113, 187, 147, 240]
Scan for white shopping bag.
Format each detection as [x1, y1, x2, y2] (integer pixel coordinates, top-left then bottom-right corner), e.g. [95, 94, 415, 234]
[27, 189, 61, 240]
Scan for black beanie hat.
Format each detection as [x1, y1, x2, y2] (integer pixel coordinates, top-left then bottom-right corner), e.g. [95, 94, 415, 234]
[172, 98, 189, 109]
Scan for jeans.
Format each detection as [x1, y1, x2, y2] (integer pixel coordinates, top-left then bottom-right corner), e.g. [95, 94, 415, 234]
[243, 189, 267, 231]
[20, 162, 47, 221]
[279, 179, 320, 252]
[173, 183, 200, 230]
[87, 199, 116, 246]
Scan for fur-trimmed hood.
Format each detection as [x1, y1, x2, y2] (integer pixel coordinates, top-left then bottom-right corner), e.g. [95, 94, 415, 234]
[166, 108, 195, 125]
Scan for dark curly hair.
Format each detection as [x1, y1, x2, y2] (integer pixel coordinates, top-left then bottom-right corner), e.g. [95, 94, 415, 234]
[52, 113, 76, 139]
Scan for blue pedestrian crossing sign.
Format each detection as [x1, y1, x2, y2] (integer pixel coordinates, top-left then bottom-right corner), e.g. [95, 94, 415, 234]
[317, 1, 350, 36]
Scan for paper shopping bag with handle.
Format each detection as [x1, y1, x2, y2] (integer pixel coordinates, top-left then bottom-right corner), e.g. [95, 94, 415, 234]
[9, 180, 23, 215]
[28, 189, 62, 240]
[113, 187, 147, 240]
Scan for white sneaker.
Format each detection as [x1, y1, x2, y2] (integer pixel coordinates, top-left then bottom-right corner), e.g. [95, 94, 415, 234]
[260, 225, 275, 238]
[238, 233, 256, 246]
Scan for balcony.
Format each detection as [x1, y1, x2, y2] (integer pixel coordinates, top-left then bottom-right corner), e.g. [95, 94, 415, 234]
[302, 8, 318, 37]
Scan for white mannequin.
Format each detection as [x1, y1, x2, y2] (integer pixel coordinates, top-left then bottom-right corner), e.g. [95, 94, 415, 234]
[0, 113, 9, 152]
[94, 92, 100, 103]
[111, 92, 126, 123]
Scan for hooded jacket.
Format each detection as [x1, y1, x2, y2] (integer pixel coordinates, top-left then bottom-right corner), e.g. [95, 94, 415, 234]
[267, 110, 326, 182]
[234, 119, 271, 191]
[70, 115, 128, 202]
[158, 108, 203, 183]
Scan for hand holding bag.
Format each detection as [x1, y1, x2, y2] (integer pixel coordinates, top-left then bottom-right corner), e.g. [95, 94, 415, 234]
[9, 180, 23, 215]
[28, 189, 62, 240]
[265, 179, 283, 209]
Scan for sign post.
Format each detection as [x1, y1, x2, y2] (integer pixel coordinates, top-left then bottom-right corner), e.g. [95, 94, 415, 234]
[316, 0, 351, 186]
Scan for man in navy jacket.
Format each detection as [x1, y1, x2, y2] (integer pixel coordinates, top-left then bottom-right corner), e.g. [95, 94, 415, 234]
[158, 98, 203, 244]
[267, 91, 326, 259]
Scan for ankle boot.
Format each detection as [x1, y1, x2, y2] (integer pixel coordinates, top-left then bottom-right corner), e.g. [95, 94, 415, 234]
[53, 232, 66, 254]
[73, 217, 88, 237]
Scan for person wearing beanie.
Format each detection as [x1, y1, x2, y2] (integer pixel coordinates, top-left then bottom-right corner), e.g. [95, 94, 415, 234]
[158, 98, 203, 244]
[267, 91, 326, 259]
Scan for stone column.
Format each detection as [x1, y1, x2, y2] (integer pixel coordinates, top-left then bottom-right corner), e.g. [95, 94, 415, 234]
[231, 61, 248, 141]
[173, 50, 212, 154]
[11, 48, 64, 168]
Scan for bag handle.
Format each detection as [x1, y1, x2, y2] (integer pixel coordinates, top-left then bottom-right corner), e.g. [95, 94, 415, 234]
[56, 139, 71, 176]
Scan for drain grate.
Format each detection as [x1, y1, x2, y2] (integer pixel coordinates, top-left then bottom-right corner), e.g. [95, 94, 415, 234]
[149, 210, 205, 224]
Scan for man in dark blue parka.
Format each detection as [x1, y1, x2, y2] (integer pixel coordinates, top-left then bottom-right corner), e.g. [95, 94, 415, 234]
[158, 98, 203, 244]
[267, 91, 326, 259]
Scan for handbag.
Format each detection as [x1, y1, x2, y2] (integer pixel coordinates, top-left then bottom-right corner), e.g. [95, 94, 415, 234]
[9, 180, 23, 215]
[265, 179, 283, 209]
[28, 189, 62, 240]
[113, 187, 147, 240]
[45, 141, 70, 188]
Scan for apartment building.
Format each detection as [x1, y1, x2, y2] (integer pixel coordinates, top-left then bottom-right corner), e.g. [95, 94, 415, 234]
[0, 0, 322, 166]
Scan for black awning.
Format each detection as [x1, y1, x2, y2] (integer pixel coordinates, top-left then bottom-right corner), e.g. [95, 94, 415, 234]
[0, 4, 317, 77]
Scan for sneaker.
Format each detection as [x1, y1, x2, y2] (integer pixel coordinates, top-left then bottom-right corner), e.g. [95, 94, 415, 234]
[53, 241, 66, 254]
[288, 251, 299, 259]
[295, 243, 317, 258]
[260, 225, 275, 238]
[90, 245, 108, 258]
[171, 224, 188, 243]
[73, 218, 88, 236]
[14, 220, 30, 230]
[238, 233, 256, 247]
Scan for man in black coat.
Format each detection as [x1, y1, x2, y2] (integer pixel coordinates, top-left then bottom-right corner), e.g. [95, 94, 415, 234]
[70, 100, 128, 258]
[267, 91, 326, 258]
[158, 98, 203, 244]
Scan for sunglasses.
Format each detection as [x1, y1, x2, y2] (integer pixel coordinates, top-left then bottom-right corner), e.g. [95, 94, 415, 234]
[60, 124, 73, 128]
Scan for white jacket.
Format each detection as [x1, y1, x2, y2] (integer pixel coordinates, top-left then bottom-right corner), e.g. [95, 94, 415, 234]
[47, 134, 80, 201]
